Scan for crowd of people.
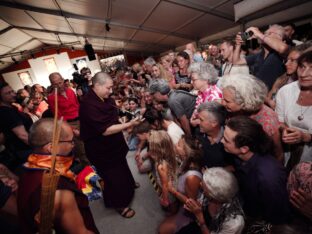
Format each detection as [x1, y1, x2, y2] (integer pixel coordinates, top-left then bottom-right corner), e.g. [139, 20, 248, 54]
[0, 22, 311, 233]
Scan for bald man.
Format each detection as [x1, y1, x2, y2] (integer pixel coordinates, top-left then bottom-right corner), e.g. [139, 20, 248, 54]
[18, 119, 98, 233]
[47, 72, 89, 164]
[80, 72, 142, 218]
[48, 72, 79, 121]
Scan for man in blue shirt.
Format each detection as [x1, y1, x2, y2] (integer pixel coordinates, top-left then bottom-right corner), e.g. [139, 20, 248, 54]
[196, 102, 235, 168]
[233, 25, 288, 90]
[221, 116, 291, 225]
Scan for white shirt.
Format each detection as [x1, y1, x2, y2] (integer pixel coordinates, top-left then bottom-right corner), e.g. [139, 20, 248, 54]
[167, 121, 184, 145]
[276, 81, 312, 162]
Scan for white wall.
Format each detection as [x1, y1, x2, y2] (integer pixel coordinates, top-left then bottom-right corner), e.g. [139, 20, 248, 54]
[28, 52, 74, 88]
[2, 52, 102, 91]
[2, 68, 36, 90]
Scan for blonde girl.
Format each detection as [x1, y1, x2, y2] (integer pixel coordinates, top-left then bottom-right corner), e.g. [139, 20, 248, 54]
[149, 130, 178, 211]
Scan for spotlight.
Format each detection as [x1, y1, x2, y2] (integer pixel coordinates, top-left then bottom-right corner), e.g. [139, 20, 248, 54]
[105, 23, 111, 32]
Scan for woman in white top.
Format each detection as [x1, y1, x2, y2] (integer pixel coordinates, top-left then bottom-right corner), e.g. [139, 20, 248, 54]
[276, 50, 312, 169]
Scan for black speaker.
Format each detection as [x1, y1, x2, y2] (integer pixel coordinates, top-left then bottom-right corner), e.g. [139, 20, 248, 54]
[84, 43, 96, 61]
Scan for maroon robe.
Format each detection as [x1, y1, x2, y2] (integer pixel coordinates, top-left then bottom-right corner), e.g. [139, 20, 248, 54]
[79, 88, 135, 208]
[17, 170, 99, 234]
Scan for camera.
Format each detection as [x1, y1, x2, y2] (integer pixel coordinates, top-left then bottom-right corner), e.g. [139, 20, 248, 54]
[118, 110, 138, 121]
[241, 31, 253, 41]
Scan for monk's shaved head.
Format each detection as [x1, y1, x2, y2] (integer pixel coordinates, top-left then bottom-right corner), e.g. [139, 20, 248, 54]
[29, 118, 72, 148]
[92, 72, 112, 86]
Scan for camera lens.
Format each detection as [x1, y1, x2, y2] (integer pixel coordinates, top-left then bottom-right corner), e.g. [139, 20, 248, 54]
[241, 31, 253, 41]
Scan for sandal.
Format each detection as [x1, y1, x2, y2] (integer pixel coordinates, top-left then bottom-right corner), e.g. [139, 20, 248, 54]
[117, 207, 136, 218]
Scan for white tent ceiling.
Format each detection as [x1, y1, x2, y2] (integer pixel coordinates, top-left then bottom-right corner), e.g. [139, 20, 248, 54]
[0, 0, 311, 71]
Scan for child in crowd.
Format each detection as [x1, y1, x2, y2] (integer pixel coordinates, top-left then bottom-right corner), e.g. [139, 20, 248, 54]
[149, 130, 179, 214]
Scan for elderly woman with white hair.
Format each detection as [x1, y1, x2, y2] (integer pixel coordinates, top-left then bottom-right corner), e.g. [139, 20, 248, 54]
[183, 167, 244, 234]
[220, 74, 283, 162]
[189, 62, 222, 126]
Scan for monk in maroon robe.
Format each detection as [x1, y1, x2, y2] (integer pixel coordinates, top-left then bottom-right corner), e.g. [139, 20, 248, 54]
[80, 72, 142, 218]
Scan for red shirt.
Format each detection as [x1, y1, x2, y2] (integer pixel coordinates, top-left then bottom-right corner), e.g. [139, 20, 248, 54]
[47, 88, 79, 121]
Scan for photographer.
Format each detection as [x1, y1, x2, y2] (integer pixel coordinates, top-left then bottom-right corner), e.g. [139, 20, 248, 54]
[233, 25, 289, 90]
[73, 67, 92, 99]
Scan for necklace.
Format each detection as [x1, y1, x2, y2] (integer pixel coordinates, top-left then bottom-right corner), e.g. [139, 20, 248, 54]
[298, 106, 311, 121]
[297, 94, 312, 121]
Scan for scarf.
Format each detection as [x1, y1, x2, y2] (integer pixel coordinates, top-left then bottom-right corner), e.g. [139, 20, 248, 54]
[24, 153, 75, 179]
[24, 154, 103, 201]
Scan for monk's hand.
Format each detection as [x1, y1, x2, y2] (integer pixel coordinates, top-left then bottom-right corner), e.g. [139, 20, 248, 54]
[130, 116, 145, 126]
